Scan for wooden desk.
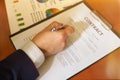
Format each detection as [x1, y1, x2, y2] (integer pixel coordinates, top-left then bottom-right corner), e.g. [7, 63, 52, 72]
[0, 0, 120, 79]
[0, 0, 15, 60]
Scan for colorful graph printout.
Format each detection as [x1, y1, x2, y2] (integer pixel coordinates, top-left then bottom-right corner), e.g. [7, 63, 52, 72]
[46, 8, 60, 17]
[37, 0, 48, 3]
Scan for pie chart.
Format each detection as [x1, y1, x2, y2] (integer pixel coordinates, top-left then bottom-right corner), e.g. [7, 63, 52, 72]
[46, 8, 60, 17]
[37, 0, 48, 3]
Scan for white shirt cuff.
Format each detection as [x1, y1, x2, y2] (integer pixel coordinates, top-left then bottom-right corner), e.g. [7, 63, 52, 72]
[21, 41, 45, 68]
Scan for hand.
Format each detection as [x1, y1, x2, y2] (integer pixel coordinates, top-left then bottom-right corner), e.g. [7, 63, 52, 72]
[32, 21, 74, 57]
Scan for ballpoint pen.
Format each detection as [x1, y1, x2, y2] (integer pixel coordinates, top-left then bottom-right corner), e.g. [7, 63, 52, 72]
[50, 25, 64, 32]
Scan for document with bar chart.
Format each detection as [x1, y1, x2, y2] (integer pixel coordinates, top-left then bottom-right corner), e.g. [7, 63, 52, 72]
[5, 0, 82, 34]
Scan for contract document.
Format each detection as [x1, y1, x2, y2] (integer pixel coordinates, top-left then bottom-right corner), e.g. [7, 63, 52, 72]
[10, 2, 120, 80]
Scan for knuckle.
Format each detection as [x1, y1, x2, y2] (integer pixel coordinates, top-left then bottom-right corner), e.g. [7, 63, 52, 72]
[58, 32, 65, 40]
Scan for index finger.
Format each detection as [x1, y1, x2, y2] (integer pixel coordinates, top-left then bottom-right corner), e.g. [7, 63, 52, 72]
[59, 25, 75, 36]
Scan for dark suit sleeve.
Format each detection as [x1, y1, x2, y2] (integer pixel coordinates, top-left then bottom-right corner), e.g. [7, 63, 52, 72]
[0, 49, 39, 80]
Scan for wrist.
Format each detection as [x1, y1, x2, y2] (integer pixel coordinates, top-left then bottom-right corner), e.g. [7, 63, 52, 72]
[32, 39, 48, 57]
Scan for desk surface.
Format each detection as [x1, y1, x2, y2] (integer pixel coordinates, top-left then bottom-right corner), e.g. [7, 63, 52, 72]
[0, 0, 120, 79]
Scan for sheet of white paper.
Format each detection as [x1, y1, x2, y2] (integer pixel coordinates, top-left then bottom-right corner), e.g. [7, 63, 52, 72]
[5, 0, 82, 34]
[10, 2, 120, 80]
